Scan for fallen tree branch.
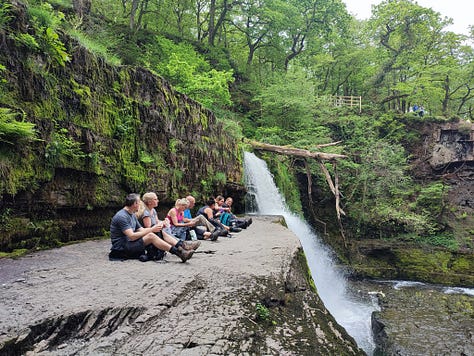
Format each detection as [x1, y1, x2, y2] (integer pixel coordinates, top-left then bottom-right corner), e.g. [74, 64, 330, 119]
[247, 139, 347, 242]
[248, 140, 347, 161]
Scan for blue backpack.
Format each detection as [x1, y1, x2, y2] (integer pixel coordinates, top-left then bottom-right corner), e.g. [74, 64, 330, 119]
[220, 212, 233, 226]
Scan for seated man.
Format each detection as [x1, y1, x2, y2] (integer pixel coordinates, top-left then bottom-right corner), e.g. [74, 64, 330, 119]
[109, 193, 194, 263]
[197, 197, 230, 237]
[184, 195, 219, 235]
[220, 197, 252, 231]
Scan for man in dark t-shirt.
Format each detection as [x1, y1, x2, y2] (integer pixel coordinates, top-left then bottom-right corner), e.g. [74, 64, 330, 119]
[109, 193, 197, 262]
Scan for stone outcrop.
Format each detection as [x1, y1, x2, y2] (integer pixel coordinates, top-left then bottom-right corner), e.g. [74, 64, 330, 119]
[370, 282, 474, 356]
[0, 0, 244, 253]
[0, 216, 364, 355]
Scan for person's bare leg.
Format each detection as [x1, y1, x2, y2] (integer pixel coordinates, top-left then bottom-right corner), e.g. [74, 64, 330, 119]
[143, 233, 194, 262]
[161, 231, 179, 246]
[143, 233, 173, 251]
[162, 230, 200, 251]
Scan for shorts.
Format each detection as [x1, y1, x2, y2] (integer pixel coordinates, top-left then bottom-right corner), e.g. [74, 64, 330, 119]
[109, 238, 145, 260]
[124, 238, 145, 258]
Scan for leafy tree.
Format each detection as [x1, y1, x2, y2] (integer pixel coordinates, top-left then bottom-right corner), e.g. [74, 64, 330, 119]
[230, 0, 286, 70]
[367, 0, 457, 114]
[253, 69, 317, 131]
[153, 37, 234, 110]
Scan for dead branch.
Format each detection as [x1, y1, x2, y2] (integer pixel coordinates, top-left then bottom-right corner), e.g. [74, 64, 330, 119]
[333, 162, 347, 247]
[248, 140, 347, 161]
[247, 140, 348, 242]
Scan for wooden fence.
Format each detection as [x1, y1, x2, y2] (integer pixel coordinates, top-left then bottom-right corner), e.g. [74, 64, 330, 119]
[333, 96, 362, 112]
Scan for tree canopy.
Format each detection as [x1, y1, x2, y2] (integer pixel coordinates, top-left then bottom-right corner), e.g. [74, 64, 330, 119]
[1, 0, 473, 247]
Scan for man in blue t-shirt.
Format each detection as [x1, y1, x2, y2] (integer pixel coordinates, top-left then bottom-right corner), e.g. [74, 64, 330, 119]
[183, 195, 217, 233]
[109, 193, 196, 262]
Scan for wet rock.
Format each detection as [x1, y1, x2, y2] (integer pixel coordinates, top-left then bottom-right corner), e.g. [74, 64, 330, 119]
[354, 280, 474, 356]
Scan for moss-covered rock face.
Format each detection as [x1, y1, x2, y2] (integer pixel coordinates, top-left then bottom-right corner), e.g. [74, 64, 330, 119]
[347, 240, 474, 287]
[236, 248, 365, 355]
[296, 118, 474, 286]
[0, 1, 244, 253]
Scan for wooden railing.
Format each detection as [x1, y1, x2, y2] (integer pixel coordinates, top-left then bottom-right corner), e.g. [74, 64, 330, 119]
[333, 96, 362, 112]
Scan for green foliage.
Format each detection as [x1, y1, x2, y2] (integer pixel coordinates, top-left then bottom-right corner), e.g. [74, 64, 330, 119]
[255, 302, 270, 321]
[42, 26, 70, 66]
[139, 151, 155, 165]
[67, 29, 121, 65]
[10, 32, 40, 50]
[335, 114, 448, 239]
[0, 2, 13, 32]
[253, 70, 317, 131]
[45, 128, 85, 167]
[150, 37, 234, 111]
[397, 232, 459, 250]
[0, 108, 37, 143]
[27, 1, 64, 29]
[255, 302, 277, 326]
[26, 1, 70, 66]
[412, 182, 447, 218]
[0, 208, 13, 231]
[214, 172, 227, 185]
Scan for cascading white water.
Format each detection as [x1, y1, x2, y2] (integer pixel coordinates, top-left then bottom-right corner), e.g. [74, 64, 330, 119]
[244, 151, 377, 355]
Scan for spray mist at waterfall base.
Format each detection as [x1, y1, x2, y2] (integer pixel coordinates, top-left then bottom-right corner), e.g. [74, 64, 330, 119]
[244, 151, 377, 355]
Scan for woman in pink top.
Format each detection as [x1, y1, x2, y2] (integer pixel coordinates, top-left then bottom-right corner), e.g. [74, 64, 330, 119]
[167, 198, 218, 241]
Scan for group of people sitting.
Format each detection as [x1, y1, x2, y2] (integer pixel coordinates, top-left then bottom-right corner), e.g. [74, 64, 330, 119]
[109, 193, 253, 263]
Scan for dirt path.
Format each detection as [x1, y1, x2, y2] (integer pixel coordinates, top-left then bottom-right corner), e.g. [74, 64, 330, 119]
[0, 215, 362, 355]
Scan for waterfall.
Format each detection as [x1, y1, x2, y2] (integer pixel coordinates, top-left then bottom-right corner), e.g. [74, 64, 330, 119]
[244, 151, 377, 355]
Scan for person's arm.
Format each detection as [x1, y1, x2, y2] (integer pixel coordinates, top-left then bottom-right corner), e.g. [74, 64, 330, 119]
[123, 224, 161, 241]
[204, 207, 214, 220]
[171, 208, 195, 227]
[221, 205, 231, 212]
[142, 216, 152, 228]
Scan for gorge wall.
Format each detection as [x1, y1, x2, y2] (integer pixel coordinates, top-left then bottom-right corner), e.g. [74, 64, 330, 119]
[300, 118, 474, 286]
[0, 0, 243, 253]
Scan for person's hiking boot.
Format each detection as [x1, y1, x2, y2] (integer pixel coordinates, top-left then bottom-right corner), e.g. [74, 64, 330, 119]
[176, 247, 194, 262]
[219, 229, 230, 237]
[230, 227, 242, 233]
[210, 229, 220, 241]
[138, 254, 151, 262]
[247, 218, 253, 227]
[182, 240, 201, 251]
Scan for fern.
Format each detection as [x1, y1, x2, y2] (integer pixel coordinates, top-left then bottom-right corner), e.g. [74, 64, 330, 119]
[0, 2, 13, 33]
[0, 108, 37, 144]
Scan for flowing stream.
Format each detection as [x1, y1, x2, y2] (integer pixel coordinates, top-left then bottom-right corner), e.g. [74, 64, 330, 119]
[244, 151, 377, 355]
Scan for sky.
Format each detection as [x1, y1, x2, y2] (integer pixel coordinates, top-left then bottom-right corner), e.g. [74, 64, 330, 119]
[343, 0, 472, 36]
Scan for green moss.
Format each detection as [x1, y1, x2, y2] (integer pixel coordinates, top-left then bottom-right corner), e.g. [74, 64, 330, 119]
[297, 248, 317, 293]
[0, 249, 29, 258]
[450, 256, 473, 274]
[0, 145, 38, 195]
[262, 153, 302, 215]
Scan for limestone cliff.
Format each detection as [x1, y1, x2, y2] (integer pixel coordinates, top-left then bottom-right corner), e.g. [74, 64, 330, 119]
[0, 0, 243, 253]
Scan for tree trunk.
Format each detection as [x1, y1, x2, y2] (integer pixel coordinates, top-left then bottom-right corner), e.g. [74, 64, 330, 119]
[72, 0, 91, 18]
[248, 140, 346, 161]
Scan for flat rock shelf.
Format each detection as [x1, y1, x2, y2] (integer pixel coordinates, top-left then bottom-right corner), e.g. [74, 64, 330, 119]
[0, 215, 363, 355]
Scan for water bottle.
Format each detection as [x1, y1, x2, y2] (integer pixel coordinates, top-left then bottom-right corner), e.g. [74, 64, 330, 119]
[189, 229, 197, 241]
